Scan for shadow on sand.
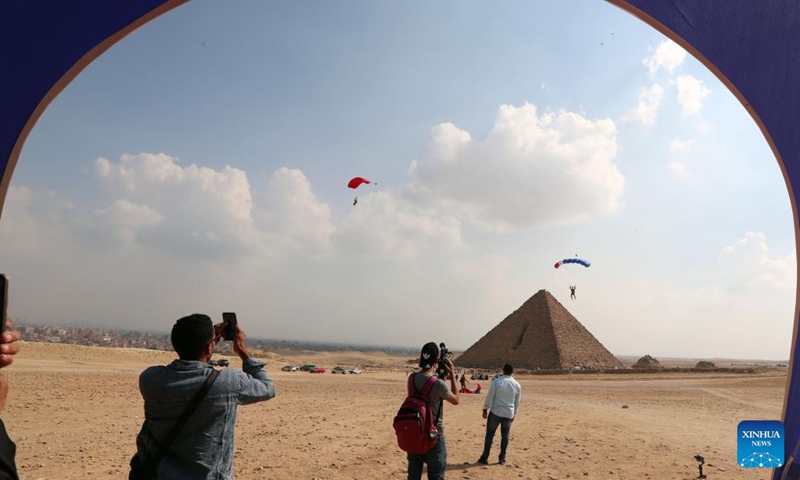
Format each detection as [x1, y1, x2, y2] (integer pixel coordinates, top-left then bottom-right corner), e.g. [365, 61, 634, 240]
[445, 461, 496, 471]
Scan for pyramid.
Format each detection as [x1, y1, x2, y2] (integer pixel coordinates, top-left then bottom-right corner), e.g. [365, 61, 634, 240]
[456, 289, 621, 370]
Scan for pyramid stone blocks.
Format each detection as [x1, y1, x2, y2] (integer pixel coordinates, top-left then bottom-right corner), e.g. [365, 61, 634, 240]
[457, 289, 621, 370]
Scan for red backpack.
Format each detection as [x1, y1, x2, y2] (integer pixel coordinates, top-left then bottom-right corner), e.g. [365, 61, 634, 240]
[393, 373, 442, 454]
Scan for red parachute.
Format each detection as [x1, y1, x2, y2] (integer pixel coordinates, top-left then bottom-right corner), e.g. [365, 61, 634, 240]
[348, 177, 372, 189]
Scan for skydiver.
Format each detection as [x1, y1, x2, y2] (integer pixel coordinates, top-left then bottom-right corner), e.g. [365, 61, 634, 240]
[353, 196, 358, 206]
[570, 285, 576, 300]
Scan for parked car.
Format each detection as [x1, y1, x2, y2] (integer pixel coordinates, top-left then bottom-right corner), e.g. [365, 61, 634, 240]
[281, 365, 298, 372]
[310, 367, 326, 373]
[209, 359, 229, 367]
[299, 364, 316, 372]
[331, 366, 348, 374]
[349, 368, 362, 375]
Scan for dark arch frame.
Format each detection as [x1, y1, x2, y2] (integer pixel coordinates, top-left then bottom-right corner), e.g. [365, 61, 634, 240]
[1, 1, 798, 477]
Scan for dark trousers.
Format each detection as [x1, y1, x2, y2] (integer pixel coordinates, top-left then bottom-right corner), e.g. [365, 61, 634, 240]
[480, 412, 513, 462]
[0, 419, 18, 480]
[407, 433, 446, 480]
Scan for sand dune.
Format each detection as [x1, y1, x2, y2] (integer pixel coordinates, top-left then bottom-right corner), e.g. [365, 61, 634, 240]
[0, 342, 787, 479]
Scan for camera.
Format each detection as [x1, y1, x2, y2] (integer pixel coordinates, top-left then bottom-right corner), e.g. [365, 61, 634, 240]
[694, 454, 706, 479]
[436, 342, 454, 380]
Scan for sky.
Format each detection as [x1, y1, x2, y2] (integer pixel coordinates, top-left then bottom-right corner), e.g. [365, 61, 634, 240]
[0, 0, 796, 360]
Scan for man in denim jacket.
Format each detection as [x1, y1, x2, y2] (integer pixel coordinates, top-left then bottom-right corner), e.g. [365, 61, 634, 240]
[132, 314, 276, 479]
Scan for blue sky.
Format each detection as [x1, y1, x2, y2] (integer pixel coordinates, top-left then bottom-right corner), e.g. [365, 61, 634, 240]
[1, 0, 795, 360]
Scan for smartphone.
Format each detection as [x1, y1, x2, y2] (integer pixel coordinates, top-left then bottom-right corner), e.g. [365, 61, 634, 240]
[0, 274, 7, 335]
[222, 312, 237, 341]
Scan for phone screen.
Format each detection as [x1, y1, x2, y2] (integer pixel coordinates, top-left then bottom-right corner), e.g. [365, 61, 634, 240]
[222, 312, 237, 341]
[0, 274, 7, 335]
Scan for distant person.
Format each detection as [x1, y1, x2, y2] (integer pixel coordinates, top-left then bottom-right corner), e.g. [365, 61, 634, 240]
[569, 285, 576, 300]
[477, 363, 521, 465]
[129, 314, 276, 480]
[0, 318, 21, 480]
[459, 372, 468, 392]
[406, 342, 459, 480]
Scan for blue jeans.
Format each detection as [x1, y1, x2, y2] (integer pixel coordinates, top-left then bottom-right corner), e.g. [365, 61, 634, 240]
[407, 433, 446, 480]
[480, 412, 513, 462]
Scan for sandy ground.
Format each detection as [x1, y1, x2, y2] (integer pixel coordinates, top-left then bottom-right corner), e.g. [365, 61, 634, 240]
[0, 342, 788, 480]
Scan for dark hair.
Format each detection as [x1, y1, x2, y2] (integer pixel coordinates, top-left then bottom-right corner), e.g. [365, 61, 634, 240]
[503, 363, 513, 375]
[171, 314, 214, 360]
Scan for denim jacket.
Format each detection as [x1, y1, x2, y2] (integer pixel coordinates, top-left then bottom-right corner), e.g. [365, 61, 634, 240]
[133, 358, 276, 480]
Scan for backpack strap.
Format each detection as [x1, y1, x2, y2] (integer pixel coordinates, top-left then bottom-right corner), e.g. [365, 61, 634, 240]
[423, 376, 443, 431]
[420, 375, 438, 397]
[408, 372, 439, 397]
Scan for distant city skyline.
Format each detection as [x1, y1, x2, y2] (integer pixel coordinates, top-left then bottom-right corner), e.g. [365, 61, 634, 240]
[0, 0, 794, 360]
[13, 320, 790, 363]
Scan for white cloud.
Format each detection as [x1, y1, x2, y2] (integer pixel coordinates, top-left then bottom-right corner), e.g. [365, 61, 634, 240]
[93, 153, 257, 257]
[676, 74, 712, 116]
[669, 138, 695, 155]
[720, 231, 769, 258]
[0, 187, 73, 257]
[624, 83, 664, 126]
[408, 103, 624, 232]
[720, 231, 796, 291]
[337, 190, 465, 260]
[93, 153, 334, 260]
[584, 232, 795, 360]
[255, 167, 335, 257]
[668, 139, 695, 177]
[92, 200, 164, 243]
[668, 160, 688, 177]
[643, 40, 687, 77]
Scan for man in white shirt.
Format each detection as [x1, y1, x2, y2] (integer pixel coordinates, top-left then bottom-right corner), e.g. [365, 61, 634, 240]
[477, 363, 521, 465]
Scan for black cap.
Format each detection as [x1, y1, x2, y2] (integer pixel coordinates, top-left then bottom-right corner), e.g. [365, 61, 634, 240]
[419, 342, 440, 368]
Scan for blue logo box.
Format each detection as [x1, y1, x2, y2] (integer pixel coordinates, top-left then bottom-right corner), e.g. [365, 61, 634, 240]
[738, 420, 784, 468]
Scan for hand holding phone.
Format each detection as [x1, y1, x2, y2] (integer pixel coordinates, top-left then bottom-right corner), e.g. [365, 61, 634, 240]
[222, 312, 237, 341]
[0, 275, 20, 369]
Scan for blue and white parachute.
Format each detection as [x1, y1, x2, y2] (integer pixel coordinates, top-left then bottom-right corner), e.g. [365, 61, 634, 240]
[554, 258, 591, 268]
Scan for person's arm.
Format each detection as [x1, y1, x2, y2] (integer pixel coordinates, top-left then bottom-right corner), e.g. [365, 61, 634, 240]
[0, 318, 20, 480]
[482, 380, 496, 418]
[513, 383, 521, 417]
[443, 359, 459, 405]
[232, 325, 276, 404]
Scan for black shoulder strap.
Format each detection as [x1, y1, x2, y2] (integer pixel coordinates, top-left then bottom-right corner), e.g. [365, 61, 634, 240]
[140, 368, 220, 477]
[434, 381, 445, 426]
[425, 375, 444, 427]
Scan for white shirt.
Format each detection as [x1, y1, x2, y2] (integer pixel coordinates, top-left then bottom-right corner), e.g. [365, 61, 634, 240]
[483, 374, 521, 419]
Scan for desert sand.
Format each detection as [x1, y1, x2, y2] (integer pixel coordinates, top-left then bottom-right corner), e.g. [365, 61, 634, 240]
[0, 342, 787, 480]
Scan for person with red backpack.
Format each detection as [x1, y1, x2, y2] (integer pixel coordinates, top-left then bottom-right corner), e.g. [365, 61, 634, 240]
[395, 342, 459, 480]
